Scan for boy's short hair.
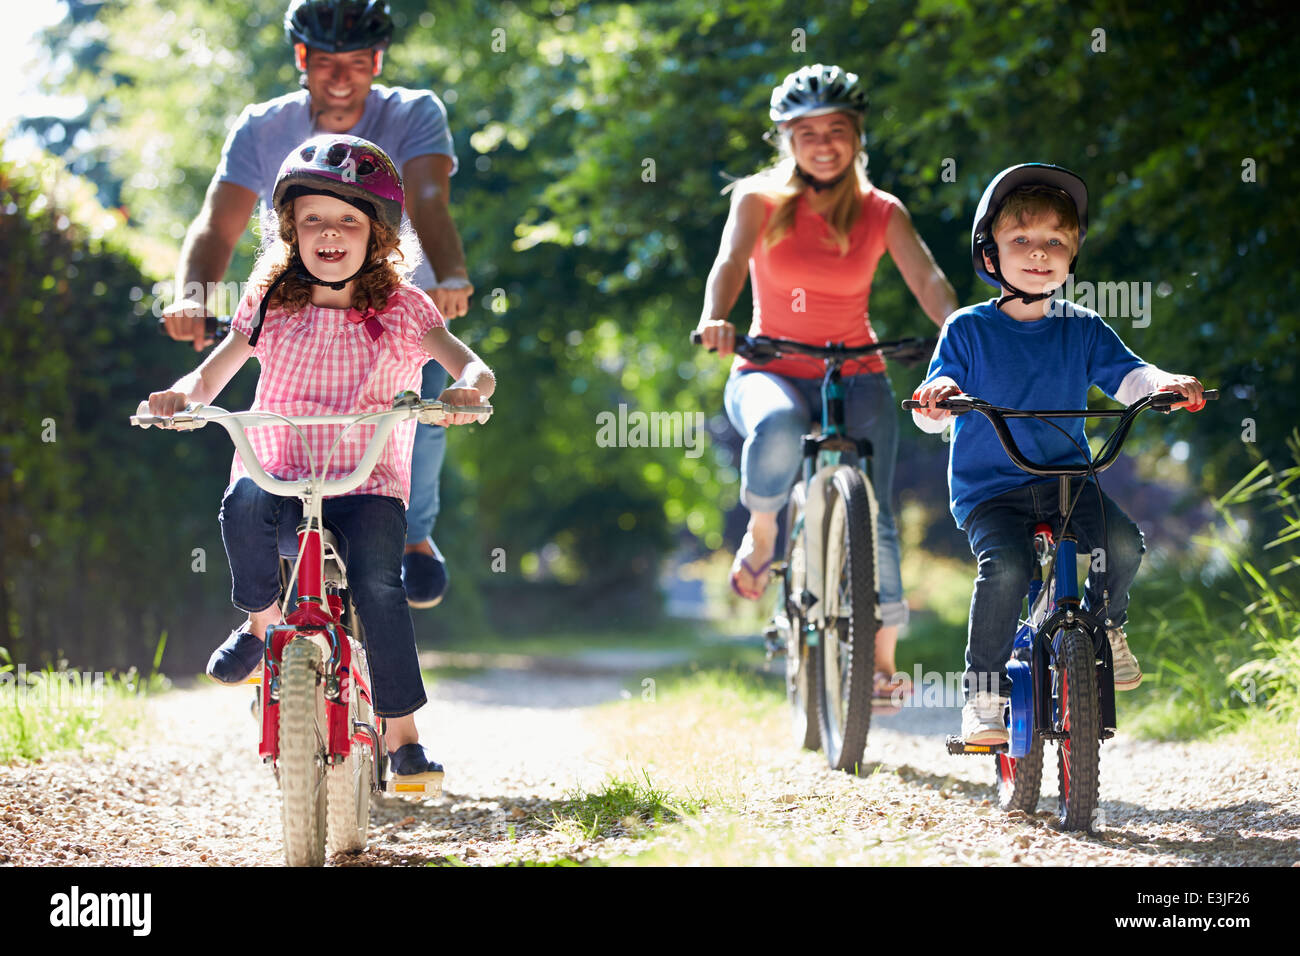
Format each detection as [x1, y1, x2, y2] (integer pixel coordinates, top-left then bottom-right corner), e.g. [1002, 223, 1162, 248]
[992, 185, 1081, 255]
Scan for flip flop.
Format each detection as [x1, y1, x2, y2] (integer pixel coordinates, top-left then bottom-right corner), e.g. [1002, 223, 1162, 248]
[872, 670, 911, 713]
[728, 533, 774, 600]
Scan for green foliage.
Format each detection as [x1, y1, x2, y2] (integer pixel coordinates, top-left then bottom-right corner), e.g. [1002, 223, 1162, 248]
[14, 0, 1300, 662]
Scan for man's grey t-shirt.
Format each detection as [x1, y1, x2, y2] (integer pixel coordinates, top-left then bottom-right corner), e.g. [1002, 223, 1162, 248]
[215, 85, 457, 291]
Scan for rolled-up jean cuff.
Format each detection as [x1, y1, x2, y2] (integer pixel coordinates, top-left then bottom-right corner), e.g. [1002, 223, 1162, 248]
[879, 600, 910, 630]
[376, 692, 428, 721]
[740, 487, 791, 514]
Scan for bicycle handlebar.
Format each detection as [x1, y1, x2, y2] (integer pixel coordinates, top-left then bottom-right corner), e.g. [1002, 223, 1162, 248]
[689, 330, 935, 367]
[900, 390, 1219, 477]
[131, 393, 493, 498]
[157, 315, 232, 342]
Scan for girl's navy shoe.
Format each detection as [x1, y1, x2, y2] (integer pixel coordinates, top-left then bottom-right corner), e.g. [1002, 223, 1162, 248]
[387, 743, 445, 794]
[206, 628, 265, 685]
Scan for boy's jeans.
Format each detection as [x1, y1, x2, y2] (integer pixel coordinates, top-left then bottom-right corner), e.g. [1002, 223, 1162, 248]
[961, 478, 1145, 699]
[406, 360, 448, 547]
[219, 478, 428, 718]
[723, 368, 907, 629]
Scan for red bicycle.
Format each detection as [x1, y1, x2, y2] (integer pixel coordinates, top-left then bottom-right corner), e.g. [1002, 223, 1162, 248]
[132, 391, 491, 865]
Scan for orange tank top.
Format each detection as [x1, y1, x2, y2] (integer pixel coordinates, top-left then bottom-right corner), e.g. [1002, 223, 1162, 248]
[736, 186, 901, 379]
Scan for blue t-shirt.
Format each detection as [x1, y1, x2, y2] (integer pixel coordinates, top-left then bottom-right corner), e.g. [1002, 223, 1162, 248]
[215, 85, 457, 291]
[920, 299, 1145, 528]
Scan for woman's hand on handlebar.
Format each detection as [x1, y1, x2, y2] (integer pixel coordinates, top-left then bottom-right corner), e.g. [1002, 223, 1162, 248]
[146, 390, 191, 417]
[911, 376, 962, 421]
[437, 386, 488, 425]
[1153, 373, 1206, 412]
[695, 319, 737, 357]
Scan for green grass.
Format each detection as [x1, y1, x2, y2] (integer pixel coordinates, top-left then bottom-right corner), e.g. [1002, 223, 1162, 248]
[546, 771, 702, 842]
[0, 637, 169, 764]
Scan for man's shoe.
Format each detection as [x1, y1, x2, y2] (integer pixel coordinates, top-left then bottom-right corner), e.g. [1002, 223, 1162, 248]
[206, 628, 264, 685]
[1107, 626, 1143, 690]
[402, 537, 448, 609]
[961, 691, 1010, 745]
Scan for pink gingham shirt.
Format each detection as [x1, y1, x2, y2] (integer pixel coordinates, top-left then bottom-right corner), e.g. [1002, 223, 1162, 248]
[229, 282, 445, 505]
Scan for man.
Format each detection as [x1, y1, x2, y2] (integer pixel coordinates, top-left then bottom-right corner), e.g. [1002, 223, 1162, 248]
[162, 0, 470, 608]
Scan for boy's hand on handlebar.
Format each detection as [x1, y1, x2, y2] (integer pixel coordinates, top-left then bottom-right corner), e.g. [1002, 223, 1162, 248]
[437, 386, 487, 425]
[1153, 373, 1206, 412]
[695, 319, 736, 357]
[146, 390, 191, 417]
[161, 299, 213, 353]
[912, 377, 962, 421]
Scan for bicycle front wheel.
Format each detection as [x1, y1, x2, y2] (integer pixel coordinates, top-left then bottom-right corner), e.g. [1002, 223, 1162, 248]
[814, 465, 878, 772]
[279, 638, 328, 866]
[780, 482, 819, 752]
[1055, 627, 1101, 830]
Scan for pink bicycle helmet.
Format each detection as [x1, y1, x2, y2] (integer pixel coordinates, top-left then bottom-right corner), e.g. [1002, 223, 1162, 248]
[272, 134, 404, 233]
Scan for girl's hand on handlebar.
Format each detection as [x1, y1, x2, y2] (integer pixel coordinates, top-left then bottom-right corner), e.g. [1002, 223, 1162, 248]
[147, 390, 191, 417]
[437, 386, 487, 425]
[695, 319, 736, 357]
[911, 377, 962, 421]
[1154, 373, 1206, 412]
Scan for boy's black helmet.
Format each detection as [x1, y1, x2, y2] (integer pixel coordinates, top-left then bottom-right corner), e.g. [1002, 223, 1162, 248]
[972, 163, 1088, 295]
[285, 0, 394, 53]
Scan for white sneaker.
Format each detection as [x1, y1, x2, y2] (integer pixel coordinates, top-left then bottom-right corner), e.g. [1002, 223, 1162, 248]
[961, 691, 1010, 745]
[1108, 626, 1143, 690]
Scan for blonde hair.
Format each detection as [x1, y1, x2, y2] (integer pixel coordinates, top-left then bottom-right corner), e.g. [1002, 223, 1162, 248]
[992, 185, 1081, 255]
[727, 113, 871, 255]
[248, 199, 418, 314]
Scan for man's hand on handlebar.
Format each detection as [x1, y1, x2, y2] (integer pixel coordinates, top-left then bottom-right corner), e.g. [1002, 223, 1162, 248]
[911, 377, 963, 421]
[694, 319, 737, 357]
[1153, 373, 1206, 412]
[161, 299, 214, 353]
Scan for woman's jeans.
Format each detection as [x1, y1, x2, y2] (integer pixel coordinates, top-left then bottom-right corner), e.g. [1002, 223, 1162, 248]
[961, 478, 1145, 700]
[724, 368, 908, 629]
[219, 478, 427, 718]
[406, 361, 448, 547]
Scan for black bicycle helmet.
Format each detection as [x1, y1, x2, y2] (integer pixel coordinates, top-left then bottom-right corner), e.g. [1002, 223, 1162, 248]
[770, 64, 868, 124]
[284, 0, 394, 53]
[971, 163, 1088, 304]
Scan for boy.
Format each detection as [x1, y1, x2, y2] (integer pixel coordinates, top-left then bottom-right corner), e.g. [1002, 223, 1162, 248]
[911, 164, 1204, 745]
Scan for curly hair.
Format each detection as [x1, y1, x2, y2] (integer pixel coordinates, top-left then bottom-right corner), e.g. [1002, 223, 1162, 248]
[247, 199, 416, 314]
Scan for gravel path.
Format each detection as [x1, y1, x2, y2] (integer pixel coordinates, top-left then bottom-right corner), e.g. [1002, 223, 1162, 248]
[1, 664, 1297, 867]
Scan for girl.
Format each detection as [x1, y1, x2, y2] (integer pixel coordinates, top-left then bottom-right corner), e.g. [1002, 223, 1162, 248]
[695, 64, 957, 703]
[144, 134, 495, 783]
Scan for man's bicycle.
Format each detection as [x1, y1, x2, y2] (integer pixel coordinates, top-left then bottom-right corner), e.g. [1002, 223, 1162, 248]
[694, 331, 933, 771]
[902, 388, 1216, 829]
[131, 391, 491, 865]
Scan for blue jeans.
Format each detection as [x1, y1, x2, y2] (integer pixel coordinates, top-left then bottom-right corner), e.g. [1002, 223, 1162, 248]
[219, 478, 427, 718]
[723, 368, 907, 628]
[961, 478, 1145, 699]
[406, 361, 448, 547]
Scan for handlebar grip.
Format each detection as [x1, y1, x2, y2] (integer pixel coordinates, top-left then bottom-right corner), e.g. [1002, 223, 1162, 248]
[156, 315, 232, 342]
[901, 397, 972, 414]
[690, 330, 703, 345]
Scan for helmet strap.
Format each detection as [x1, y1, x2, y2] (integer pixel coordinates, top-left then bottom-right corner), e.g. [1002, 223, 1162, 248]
[794, 165, 850, 193]
[247, 256, 365, 348]
[984, 246, 1057, 309]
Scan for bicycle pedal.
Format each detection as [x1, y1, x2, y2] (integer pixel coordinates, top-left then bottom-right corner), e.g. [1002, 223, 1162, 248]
[385, 773, 444, 797]
[945, 735, 1008, 755]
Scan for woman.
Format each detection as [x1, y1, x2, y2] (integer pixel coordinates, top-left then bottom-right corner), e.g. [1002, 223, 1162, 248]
[695, 64, 957, 696]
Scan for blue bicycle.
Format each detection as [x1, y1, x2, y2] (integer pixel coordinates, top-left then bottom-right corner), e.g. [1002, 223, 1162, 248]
[903, 388, 1216, 829]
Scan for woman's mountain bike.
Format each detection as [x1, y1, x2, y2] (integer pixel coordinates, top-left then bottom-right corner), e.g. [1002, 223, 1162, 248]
[902, 388, 1216, 829]
[693, 331, 933, 772]
[131, 391, 491, 865]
